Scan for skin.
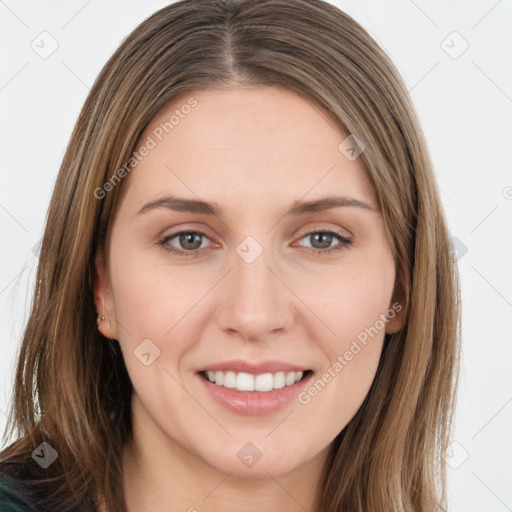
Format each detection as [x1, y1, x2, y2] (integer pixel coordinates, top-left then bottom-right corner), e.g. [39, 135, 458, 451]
[94, 85, 404, 512]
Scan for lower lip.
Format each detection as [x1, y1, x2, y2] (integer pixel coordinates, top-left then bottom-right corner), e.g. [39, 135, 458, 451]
[198, 372, 313, 416]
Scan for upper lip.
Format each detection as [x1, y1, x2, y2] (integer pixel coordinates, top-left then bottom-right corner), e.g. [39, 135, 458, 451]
[198, 359, 310, 374]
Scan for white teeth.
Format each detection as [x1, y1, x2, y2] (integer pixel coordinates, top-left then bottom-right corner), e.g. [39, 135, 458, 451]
[236, 372, 255, 391]
[204, 369, 307, 392]
[273, 371, 285, 389]
[285, 371, 296, 386]
[223, 371, 236, 388]
[254, 373, 273, 392]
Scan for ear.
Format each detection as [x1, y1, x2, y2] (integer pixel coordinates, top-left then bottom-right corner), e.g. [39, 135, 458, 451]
[94, 248, 119, 340]
[385, 299, 406, 335]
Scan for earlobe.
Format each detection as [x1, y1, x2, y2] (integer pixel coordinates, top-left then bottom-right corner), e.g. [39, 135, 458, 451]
[385, 317, 401, 335]
[93, 249, 119, 340]
[385, 302, 406, 335]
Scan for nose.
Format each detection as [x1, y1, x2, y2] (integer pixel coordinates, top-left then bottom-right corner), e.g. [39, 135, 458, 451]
[215, 246, 295, 342]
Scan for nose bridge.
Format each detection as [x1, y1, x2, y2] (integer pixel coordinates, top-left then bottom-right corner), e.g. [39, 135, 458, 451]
[234, 244, 273, 303]
[216, 237, 292, 339]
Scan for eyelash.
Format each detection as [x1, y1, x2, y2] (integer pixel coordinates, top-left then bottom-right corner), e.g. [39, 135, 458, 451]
[157, 229, 352, 257]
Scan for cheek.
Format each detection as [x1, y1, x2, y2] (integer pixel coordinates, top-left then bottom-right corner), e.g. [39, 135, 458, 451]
[294, 251, 394, 423]
[109, 242, 206, 334]
[306, 251, 395, 352]
[331, 275, 390, 344]
[107, 241, 221, 397]
[107, 245, 199, 415]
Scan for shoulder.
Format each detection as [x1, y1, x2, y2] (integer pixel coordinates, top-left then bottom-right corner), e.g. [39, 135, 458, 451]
[0, 459, 98, 512]
[0, 451, 97, 512]
[0, 461, 39, 512]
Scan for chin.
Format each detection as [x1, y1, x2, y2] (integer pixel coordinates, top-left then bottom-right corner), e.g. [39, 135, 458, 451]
[199, 441, 311, 477]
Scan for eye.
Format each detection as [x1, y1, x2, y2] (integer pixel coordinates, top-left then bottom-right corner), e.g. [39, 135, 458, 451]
[157, 230, 212, 256]
[158, 228, 351, 257]
[296, 229, 352, 255]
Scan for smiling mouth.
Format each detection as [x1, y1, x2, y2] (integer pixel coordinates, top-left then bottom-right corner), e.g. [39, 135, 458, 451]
[199, 370, 313, 392]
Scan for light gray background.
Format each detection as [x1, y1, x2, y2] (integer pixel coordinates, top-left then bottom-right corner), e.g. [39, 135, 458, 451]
[1, 1, 511, 510]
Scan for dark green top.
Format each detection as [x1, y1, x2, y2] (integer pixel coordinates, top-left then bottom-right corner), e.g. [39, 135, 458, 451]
[0, 465, 96, 512]
[0, 479, 37, 511]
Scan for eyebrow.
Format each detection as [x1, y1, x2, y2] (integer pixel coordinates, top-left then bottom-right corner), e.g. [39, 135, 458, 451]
[137, 194, 378, 217]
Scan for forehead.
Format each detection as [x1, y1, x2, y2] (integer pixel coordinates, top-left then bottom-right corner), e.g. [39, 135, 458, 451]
[120, 85, 376, 214]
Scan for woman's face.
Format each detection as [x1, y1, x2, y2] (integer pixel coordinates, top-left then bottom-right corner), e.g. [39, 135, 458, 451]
[95, 85, 401, 477]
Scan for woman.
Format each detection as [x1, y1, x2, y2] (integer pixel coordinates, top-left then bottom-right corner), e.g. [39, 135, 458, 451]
[0, 0, 461, 510]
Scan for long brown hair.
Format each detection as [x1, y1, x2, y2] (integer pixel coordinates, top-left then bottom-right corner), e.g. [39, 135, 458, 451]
[1, 1, 461, 510]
